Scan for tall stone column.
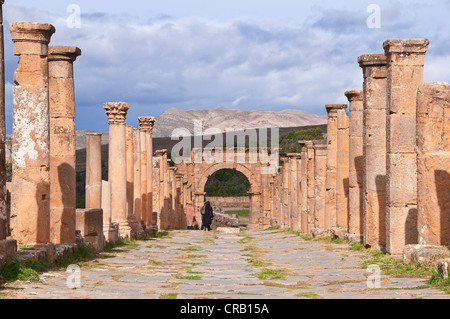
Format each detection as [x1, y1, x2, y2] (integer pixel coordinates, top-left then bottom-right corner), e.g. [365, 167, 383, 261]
[138, 125, 147, 226]
[104, 102, 131, 238]
[345, 90, 364, 242]
[10, 22, 55, 244]
[335, 104, 349, 236]
[132, 128, 142, 223]
[85, 133, 102, 209]
[417, 82, 450, 246]
[325, 105, 346, 231]
[299, 147, 308, 233]
[306, 142, 316, 234]
[0, 1, 7, 240]
[313, 140, 327, 233]
[384, 39, 429, 255]
[358, 54, 388, 249]
[48, 46, 81, 244]
[286, 154, 299, 231]
[139, 117, 156, 227]
[281, 156, 289, 228]
[126, 125, 140, 234]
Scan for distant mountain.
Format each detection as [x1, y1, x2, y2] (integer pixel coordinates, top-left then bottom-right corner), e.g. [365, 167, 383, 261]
[152, 107, 327, 137]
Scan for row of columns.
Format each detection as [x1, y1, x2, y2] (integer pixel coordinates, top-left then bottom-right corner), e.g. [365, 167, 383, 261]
[266, 38, 449, 257]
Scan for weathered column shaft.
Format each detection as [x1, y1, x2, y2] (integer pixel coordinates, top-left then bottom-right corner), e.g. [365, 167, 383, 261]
[0, 2, 7, 240]
[313, 140, 327, 230]
[139, 129, 147, 225]
[48, 46, 81, 244]
[86, 133, 102, 209]
[384, 39, 429, 255]
[300, 149, 308, 233]
[10, 22, 55, 244]
[325, 105, 345, 230]
[306, 142, 315, 234]
[132, 128, 142, 223]
[417, 82, 450, 246]
[336, 105, 349, 232]
[346, 90, 364, 240]
[358, 54, 388, 249]
[104, 102, 130, 237]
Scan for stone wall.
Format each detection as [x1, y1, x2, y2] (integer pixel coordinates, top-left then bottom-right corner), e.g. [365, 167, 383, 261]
[205, 196, 250, 209]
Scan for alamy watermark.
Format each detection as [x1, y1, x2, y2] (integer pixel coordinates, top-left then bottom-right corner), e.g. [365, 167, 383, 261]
[367, 4, 381, 29]
[66, 264, 81, 289]
[66, 4, 81, 29]
[366, 264, 381, 289]
[170, 120, 280, 175]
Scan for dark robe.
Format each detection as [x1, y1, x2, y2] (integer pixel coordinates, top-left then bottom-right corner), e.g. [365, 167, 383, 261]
[204, 204, 214, 227]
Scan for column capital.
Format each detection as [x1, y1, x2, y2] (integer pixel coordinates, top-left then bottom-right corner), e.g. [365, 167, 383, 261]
[155, 149, 168, 156]
[383, 39, 429, 54]
[358, 54, 387, 68]
[138, 117, 156, 132]
[86, 132, 102, 137]
[104, 102, 130, 125]
[326, 104, 347, 114]
[10, 22, 55, 56]
[48, 46, 81, 62]
[345, 90, 363, 102]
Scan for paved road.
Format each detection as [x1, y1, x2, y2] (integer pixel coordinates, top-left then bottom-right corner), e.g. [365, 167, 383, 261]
[1, 229, 448, 299]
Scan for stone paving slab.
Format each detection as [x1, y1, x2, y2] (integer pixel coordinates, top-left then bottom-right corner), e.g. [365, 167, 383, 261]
[0, 229, 449, 299]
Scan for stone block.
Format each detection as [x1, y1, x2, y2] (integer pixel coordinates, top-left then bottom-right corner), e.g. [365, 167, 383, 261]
[437, 258, 450, 279]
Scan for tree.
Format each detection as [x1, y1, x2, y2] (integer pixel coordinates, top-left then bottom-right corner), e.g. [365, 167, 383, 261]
[279, 128, 325, 153]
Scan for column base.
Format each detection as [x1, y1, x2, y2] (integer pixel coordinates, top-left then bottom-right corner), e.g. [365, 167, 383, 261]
[104, 223, 119, 244]
[309, 228, 331, 238]
[331, 227, 348, 239]
[345, 233, 363, 243]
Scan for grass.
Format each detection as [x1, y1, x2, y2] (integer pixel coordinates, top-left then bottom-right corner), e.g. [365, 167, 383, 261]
[0, 256, 51, 283]
[254, 268, 288, 281]
[159, 293, 178, 299]
[103, 237, 140, 253]
[148, 259, 161, 266]
[175, 274, 202, 280]
[296, 292, 324, 299]
[349, 242, 366, 251]
[427, 270, 450, 294]
[224, 210, 249, 217]
[177, 246, 201, 252]
[55, 244, 97, 268]
[237, 235, 253, 244]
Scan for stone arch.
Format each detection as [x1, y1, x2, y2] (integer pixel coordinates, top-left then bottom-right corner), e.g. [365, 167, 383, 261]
[196, 162, 259, 194]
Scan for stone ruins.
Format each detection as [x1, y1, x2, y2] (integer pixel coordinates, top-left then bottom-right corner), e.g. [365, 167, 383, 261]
[0, 14, 449, 276]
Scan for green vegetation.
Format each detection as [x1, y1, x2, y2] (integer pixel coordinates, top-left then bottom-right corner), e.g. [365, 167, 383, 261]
[159, 293, 178, 299]
[254, 268, 288, 280]
[279, 128, 325, 153]
[175, 274, 202, 280]
[205, 169, 250, 197]
[224, 210, 249, 217]
[295, 292, 324, 299]
[55, 244, 96, 268]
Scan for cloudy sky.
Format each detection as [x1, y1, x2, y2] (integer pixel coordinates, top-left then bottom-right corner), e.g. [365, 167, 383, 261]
[3, 0, 450, 132]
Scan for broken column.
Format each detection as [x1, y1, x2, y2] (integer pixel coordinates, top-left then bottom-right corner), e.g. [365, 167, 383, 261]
[306, 142, 315, 234]
[345, 90, 364, 242]
[10, 22, 55, 244]
[299, 147, 308, 233]
[48, 46, 81, 244]
[384, 39, 429, 255]
[335, 104, 349, 237]
[416, 82, 450, 246]
[126, 125, 140, 234]
[358, 54, 388, 249]
[85, 133, 102, 209]
[325, 105, 345, 231]
[104, 102, 132, 238]
[138, 121, 147, 226]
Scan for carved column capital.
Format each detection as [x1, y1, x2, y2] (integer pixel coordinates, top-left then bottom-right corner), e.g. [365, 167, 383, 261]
[104, 102, 129, 125]
[138, 117, 156, 132]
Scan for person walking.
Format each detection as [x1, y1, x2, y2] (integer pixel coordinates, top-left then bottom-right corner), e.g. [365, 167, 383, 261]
[200, 201, 206, 231]
[184, 201, 195, 230]
[203, 201, 214, 231]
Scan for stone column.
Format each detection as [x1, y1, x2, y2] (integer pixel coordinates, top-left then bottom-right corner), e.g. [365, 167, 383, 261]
[102, 180, 117, 243]
[0, 1, 7, 240]
[48, 46, 81, 244]
[126, 125, 140, 234]
[104, 102, 131, 238]
[313, 140, 327, 234]
[335, 104, 349, 237]
[358, 54, 388, 249]
[345, 90, 364, 242]
[286, 155, 299, 231]
[138, 125, 147, 226]
[417, 82, 450, 246]
[132, 128, 142, 223]
[299, 147, 308, 233]
[10, 23, 55, 244]
[384, 39, 429, 255]
[85, 133, 102, 209]
[138, 117, 156, 227]
[305, 142, 315, 234]
[281, 156, 289, 228]
[325, 105, 346, 231]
